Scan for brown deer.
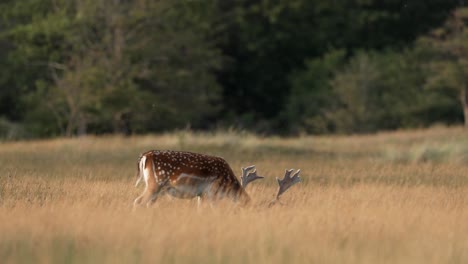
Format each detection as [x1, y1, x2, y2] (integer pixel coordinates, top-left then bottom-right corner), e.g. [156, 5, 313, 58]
[133, 150, 301, 208]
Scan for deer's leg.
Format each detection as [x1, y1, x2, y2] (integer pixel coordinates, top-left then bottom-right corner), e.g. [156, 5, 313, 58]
[133, 180, 167, 209]
[196, 196, 202, 212]
[145, 178, 171, 207]
[196, 195, 212, 212]
[133, 192, 145, 207]
[146, 185, 165, 207]
[133, 185, 164, 208]
[133, 188, 151, 210]
[197, 193, 216, 211]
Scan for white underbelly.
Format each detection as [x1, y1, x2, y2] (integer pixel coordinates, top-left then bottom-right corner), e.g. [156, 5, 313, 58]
[167, 174, 217, 198]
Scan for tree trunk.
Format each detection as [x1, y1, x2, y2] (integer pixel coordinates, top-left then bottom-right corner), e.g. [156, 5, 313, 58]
[77, 113, 87, 137]
[462, 86, 468, 128]
[65, 111, 76, 137]
[464, 103, 468, 128]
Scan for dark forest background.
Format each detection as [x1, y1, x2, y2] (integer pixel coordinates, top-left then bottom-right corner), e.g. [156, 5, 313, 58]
[1, 0, 468, 139]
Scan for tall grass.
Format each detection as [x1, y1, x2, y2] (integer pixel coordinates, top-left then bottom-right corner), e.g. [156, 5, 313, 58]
[1, 126, 468, 263]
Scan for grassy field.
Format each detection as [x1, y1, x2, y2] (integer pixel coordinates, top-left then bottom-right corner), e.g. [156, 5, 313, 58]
[1, 126, 468, 263]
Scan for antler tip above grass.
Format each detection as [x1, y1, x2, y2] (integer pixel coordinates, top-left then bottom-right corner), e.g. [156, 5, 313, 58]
[273, 168, 302, 202]
[241, 165, 264, 188]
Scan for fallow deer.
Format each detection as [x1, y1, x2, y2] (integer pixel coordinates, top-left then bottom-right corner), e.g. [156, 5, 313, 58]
[133, 150, 301, 208]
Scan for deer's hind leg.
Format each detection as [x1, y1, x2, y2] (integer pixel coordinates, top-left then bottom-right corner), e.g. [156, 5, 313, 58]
[133, 186, 153, 208]
[133, 192, 145, 207]
[133, 156, 167, 209]
[133, 183, 166, 208]
[146, 183, 168, 207]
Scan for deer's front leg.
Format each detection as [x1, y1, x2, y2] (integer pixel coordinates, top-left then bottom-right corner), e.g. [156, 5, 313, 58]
[196, 195, 215, 213]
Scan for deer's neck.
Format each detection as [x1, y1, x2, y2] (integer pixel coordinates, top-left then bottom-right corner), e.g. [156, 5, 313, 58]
[233, 184, 251, 205]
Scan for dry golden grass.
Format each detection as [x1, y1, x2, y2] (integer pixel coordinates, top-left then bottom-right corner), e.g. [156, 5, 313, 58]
[1, 126, 468, 263]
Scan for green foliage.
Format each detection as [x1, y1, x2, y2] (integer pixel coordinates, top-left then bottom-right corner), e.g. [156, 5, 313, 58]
[0, 0, 464, 138]
[1, 0, 221, 137]
[416, 7, 468, 127]
[284, 50, 346, 134]
[216, 0, 457, 133]
[329, 49, 461, 133]
[0, 117, 26, 140]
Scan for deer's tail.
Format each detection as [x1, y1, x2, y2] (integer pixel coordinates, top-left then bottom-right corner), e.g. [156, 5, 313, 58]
[135, 155, 147, 187]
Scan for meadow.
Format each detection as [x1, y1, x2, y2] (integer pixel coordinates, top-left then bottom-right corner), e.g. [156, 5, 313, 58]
[1, 126, 467, 263]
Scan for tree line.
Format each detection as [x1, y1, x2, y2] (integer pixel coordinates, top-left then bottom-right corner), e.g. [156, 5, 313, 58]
[0, 0, 465, 139]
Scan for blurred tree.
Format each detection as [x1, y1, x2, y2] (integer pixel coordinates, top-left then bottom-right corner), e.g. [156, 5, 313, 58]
[0, 0, 53, 124]
[215, 0, 458, 133]
[1, 0, 221, 137]
[0, 0, 462, 138]
[419, 7, 468, 128]
[331, 52, 385, 133]
[330, 49, 461, 133]
[282, 50, 345, 134]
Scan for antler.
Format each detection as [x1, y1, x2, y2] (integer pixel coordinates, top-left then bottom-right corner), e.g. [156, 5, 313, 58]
[240, 165, 264, 188]
[269, 169, 301, 206]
